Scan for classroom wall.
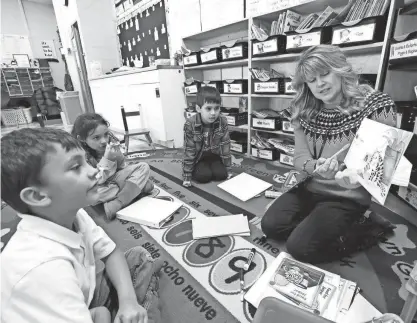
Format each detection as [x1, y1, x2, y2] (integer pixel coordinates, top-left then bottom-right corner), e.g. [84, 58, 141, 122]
[1, 0, 66, 89]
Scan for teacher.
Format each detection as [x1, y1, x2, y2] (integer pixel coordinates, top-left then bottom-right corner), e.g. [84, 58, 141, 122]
[261, 44, 397, 264]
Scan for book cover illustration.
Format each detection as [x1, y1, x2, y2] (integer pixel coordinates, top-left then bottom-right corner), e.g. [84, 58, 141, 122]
[344, 118, 413, 204]
[268, 257, 325, 307]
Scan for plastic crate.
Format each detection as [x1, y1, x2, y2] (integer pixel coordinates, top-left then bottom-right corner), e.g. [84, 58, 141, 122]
[1, 108, 33, 126]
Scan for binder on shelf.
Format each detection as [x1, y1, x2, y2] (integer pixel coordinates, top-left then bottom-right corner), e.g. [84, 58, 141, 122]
[331, 16, 387, 47]
[184, 78, 201, 94]
[199, 47, 222, 64]
[252, 35, 287, 57]
[251, 146, 279, 161]
[286, 26, 332, 53]
[389, 31, 417, 67]
[221, 41, 248, 61]
[252, 116, 282, 131]
[222, 79, 248, 94]
[183, 51, 201, 67]
[252, 77, 285, 95]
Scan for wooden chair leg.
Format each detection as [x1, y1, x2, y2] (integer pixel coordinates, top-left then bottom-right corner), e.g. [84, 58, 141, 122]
[145, 132, 155, 150]
[124, 135, 130, 155]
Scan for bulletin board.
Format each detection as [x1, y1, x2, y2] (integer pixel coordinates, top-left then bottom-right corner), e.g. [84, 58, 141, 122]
[117, 0, 170, 68]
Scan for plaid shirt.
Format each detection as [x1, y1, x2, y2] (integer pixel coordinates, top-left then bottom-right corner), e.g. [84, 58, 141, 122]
[182, 113, 231, 181]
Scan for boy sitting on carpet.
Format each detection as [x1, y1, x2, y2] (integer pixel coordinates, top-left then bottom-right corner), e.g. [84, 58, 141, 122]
[1, 128, 162, 323]
[182, 86, 232, 187]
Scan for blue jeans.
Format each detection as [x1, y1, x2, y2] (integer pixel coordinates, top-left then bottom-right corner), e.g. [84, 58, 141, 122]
[90, 246, 163, 323]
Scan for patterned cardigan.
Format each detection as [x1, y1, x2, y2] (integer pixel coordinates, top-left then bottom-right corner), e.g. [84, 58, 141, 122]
[182, 113, 231, 181]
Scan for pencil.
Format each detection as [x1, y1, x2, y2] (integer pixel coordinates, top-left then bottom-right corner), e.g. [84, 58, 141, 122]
[312, 143, 350, 174]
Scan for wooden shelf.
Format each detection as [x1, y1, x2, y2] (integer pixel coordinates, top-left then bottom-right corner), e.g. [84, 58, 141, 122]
[251, 127, 295, 137]
[252, 42, 384, 63]
[250, 156, 294, 169]
[184, 59, 248, 70]
[252, 94, 295, 98]
[183, 18, 248, 42]
[400, 0, 417, 15]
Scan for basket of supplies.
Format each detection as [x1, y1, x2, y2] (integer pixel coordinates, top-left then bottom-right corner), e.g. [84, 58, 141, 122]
[1, 107, 33, 126]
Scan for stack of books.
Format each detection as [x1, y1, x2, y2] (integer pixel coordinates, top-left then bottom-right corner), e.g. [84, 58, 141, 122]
[245, 252, 360, 322]
[344, 0, 391, 22]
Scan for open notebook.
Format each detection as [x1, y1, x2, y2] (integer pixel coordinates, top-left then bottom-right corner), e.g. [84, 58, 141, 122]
[218, 173, 273, 201]
[192, 214, 250, 239]
[116, 197, 183, 228]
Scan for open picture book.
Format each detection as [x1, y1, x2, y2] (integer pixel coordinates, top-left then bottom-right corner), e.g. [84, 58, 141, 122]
[344, 118, 413, 205]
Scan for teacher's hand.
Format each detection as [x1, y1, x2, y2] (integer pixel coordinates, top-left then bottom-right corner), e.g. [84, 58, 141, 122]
[315, 157, 339, 179]
[335, 168, 362, 189]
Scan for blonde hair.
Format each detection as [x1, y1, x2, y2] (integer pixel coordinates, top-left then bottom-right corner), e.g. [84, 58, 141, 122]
[290, 45, 374, 122]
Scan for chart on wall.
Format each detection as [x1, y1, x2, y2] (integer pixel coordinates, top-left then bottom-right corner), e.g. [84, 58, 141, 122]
[117, 0, 170, 68]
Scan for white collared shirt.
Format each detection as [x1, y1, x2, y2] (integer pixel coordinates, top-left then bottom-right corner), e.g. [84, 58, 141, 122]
[1, 209, 116, 323]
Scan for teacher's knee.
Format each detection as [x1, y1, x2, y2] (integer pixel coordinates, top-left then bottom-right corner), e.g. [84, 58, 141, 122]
[261, 212, 278, 237]
[286, 234, 316, 263]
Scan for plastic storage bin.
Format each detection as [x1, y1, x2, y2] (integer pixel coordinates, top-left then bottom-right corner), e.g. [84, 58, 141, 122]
[286, 26, 332, 53]
[252, 78, 285, 94]
[252, 35, 287, 57]
[200, 47, 222, 64]
[221, 42, 249, 61]
[183, 51, 201, 67]
[251, 146, 279, 161]
[252, 117, 282, 131]
[331, 16, 387, 47]
[222, 79, 248, 94]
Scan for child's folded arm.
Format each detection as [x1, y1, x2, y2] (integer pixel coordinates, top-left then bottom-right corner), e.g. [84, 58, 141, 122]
[183, 122, 197, 181]
[12, 260, 95, 323]
[96, 157, 117, 184]
[220, 122, 232, 175]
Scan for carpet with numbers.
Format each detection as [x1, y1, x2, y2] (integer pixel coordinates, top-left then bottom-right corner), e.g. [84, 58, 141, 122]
[1, 149, 416, 323]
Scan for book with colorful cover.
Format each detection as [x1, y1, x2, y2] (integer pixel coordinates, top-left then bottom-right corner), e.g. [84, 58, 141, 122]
[268, 257, 325, 307]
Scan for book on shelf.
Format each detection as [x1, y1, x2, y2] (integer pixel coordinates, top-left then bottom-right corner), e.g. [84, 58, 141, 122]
[312, 6, 338, 28]
[283, 10, 302, 33]
[297, 13, 319, 31]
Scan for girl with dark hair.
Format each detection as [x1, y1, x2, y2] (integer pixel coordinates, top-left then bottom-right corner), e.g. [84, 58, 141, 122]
[72, 113, 153, 220]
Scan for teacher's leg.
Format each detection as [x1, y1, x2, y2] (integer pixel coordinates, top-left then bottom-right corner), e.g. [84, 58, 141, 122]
[285, 197, 367, 264]
[261, 187, 315, 241]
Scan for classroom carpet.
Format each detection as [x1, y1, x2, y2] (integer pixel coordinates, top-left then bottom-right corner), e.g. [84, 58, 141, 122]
[1, 148, 416, 323]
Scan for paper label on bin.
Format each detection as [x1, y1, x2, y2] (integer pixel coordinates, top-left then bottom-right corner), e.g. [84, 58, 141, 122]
[332, 24, 375, 45]
[185, 85, 198, 94]
[226, 115, 236, 125]
[390, 39, 417, 60]
[253, 38, 278, 55]
[224, 83, 243, 93]
[201, 50, 218, 62]
[253, 118, 275, 129]
[252, 147, 273, 160]
[184, 55, 197, 65]
[231, 142, 243, 152]
[287, 31, 321, 49]
[254, 82, 279, 93]
[222, 46, 243, 59]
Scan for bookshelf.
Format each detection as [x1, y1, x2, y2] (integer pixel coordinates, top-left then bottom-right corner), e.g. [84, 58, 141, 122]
[181, 0, 402, 170]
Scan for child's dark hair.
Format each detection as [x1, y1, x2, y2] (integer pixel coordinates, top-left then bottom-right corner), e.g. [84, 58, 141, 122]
[1, 128, 82, 214]
[71, 113, 109, 160]
[196, 86, 221, 108]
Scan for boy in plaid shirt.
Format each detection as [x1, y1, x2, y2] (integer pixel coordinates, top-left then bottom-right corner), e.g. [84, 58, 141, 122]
[182, 87, 232, 187]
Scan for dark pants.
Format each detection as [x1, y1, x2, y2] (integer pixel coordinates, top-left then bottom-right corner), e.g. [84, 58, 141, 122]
[192, 152, 228, 183]
[261, 186, 368, 264]
[90, 246, 163, 323]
